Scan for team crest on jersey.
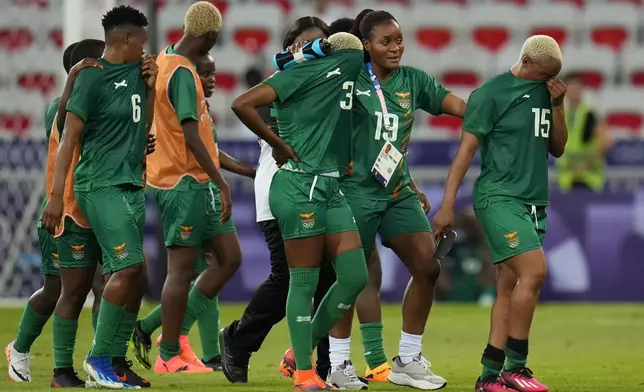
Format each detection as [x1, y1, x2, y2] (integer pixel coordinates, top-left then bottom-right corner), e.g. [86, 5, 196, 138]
[180, 225, 193, 240]
[395, 92, 411, 110]
[52, 252, 60, 268]
[71, 244, 85, 260]
[300, 212, 315, 229]
[504, 231, 520, 249]
[113, 243, 128, 260]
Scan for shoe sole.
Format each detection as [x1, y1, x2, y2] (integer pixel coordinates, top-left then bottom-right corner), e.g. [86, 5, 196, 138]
[218, 327, 246, 383]
[131, 331, 152, 370]
[387, 372, 447, 391]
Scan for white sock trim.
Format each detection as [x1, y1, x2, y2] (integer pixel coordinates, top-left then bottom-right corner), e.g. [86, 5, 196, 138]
[329, 336, 351, 369]
[398, 331, 422, 365]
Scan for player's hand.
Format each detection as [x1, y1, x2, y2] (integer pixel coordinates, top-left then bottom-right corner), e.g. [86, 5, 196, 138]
[146, 133, 156, 155]
[547, 79, 566, 108]
[42, 195, 64, 235]
[417, 191, 431, 214]
[70, 58, 103, 78]
[218, 183, 233, 224]
[432, 206, 454, 241]
[287, 40, 308, 53]
[272, 143, 298, 167]
[141, 54, 158, 89]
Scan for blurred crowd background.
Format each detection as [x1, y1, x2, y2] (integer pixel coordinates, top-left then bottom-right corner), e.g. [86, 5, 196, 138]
[1, 0, 643, 305]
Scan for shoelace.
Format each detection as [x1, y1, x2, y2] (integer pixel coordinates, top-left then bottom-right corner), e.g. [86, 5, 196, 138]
[418, 356, 432, 373]
[340, 362, 361, 382]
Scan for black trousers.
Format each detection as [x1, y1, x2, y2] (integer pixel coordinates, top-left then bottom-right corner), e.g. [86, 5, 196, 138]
[228, 219, 337, 375]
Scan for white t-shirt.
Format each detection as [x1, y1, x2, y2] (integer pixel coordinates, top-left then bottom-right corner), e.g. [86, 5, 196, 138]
[254, 139, 279, 222]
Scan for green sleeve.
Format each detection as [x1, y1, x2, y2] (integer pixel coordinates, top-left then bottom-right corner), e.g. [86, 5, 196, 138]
[66, 68, 102, 123]
[412, 67, 450, 116]
[462, 88, 496, 138]
[43, 97, 60, 140]
[262, 67, 314, 103]
[168, 67, 199, 124]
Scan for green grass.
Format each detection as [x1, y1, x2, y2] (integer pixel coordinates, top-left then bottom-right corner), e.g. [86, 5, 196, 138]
[1, 303, 643, 391]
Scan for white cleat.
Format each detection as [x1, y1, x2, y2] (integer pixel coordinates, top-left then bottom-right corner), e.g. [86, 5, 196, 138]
[388, 355, 447, 390]
[326, 360, 368, 390]
[5, 340, 31, 382]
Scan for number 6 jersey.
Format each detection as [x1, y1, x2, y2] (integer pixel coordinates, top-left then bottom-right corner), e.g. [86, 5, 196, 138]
[66, 59, 148, 191]
[462, 71, 553, 208]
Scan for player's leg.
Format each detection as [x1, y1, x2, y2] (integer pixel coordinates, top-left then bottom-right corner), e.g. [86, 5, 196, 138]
[6, 228, 61, 382]
[379, 191, 446, 390]
[196, 250, 222, 370]
[313, 258, 336, 379]
[91, 263, 105, 334]
[220, 219, 290, 383]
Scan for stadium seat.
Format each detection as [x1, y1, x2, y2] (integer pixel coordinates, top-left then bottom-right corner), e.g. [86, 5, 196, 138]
[584, 2, 639, 51]
[225, 4, 283, 53]
[434, 44, 492, 87]
[260, 0, 292, 14]
[622, 45, 644, 87]
[210, 0, 230, 15]
[409, 4, 464, 52]
[427, 115, 463, 136]
[401, 42, 442, 74]
[598, 87, 644, 137]
[158, 4, 188, 46]
[562, 44, 616, 89]
[466, 3, 525, 53]
[494, 43, 520, 74]
[214, 45, 254, 93]
[14, 47, 58, 95]
[524, 2, 579, 46]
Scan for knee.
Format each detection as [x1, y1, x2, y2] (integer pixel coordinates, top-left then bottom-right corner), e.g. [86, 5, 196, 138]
[410, 254, 441, 284]
[336, 257, 368, 294]
[60, 288, 88, 309]
[116, 262, 144, 280]
[519, 269, 547, 290]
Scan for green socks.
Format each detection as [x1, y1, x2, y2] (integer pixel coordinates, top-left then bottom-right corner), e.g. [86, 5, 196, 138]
[287, 268, 319, 370]
[481, 344, 505, 380]
[311, 249, 367, 346]
[112, 310, 137, 358]
[504, 337, 528, 371]
[182, 286, 213, 335]
[159, 340, 180, 361]
[139, 304, 162, 336]
[90, 299, 125, 357]
[198, 296, 220, 361]
[14, 304, 51, 353]
[53, 315, 78, 368]
[92, 312, 98, 334]
[360, 322, 387, 369]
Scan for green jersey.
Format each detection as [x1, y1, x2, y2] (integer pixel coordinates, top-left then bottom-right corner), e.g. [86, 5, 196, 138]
[38, 96, 61, 226]
[66, 59, 148, 191]
[341, 66, 449, 199]
[463, 71, 552, 207]
[263, 49, 363, 175]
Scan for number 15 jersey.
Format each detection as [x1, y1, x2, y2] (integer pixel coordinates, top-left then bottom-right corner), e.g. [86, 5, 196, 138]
[463, 71, 552, 208]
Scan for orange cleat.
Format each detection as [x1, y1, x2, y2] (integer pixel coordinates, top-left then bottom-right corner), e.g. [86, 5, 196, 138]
[294, 369, 337, 391]
[179, 335, 207, 367]
[153, 355, 213, 374]
[279, 348, 297, 378]
[364, 362, 392, 382]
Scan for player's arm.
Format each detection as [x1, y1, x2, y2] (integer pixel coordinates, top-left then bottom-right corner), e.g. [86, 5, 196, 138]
[414, 68, 465, 118]
[56, 59, 103, 135]
[440, 93, 467, 118]
[547, 79, 568, 158]
[220, 150, 256, 179]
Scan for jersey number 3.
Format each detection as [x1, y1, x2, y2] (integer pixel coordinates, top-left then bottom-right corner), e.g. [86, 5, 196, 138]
[340, 82, 354, 110]
[531, 108, 550, 138]
[131, 94, 141, 123]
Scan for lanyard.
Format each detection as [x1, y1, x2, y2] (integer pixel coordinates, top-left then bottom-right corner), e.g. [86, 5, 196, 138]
[365, 62, 389, 117]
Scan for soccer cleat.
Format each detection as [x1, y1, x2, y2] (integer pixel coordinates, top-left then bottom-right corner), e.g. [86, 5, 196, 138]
[326, 360, 368, 390]
[113, 357, 151, 388]
[501, 368, 548, 392]
[153, 355, 213, 374]
[50, 369, 85, 388]
[179, 335, 207, 367]
[475, 377, 518, 392]
[83, 355, 124, 389]
[155, 334, 162, 348]
[294, 369, 338, 391]
[5, 340, 31, 382]
[388, 355, 447, 390]
[202, 355, 223, 371]
[279, 348, 297, 378]
[219, 326, 250, 383]
[130, 321, 152, 370]
[364, 362, 391, 382]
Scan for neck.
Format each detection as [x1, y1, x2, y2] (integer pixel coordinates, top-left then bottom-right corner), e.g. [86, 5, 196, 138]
[103, 45, 125, 64]
[175, 36, 203, 62]
[372, 62, 394, 82]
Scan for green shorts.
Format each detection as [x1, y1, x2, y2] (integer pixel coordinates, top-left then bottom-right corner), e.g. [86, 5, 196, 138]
[55, 217, 101, 270]
[37, 227, 60, 276]
[343, 186, 431, 254]
[153, 178, 236, 248]
[474, 198, 548, 264]
[76, 185, 146, 273]
[269, 170, 357, 241]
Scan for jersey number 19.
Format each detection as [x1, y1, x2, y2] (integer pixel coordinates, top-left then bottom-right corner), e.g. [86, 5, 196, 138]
[532, 108, 550, 138]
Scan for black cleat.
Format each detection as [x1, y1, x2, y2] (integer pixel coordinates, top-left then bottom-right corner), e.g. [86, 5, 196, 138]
[203, 355, 223, 371]
[131, 320, 152, 370]
[112, 357, 151, 388]
[219, 326, 249, 383]
[50, 367, 85, 388]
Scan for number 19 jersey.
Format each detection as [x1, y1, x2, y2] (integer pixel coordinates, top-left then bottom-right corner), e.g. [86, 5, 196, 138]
[463, 71, 552, 207]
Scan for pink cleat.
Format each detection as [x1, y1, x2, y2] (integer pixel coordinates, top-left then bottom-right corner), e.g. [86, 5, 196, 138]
[475, 377, 518, 392]
[501, 368, 548, 392]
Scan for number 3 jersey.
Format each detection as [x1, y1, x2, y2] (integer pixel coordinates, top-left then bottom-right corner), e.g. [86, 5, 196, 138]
[340, 66, 449, 199]
[66, 59, 148, 191]
[462, 71, 552, 208]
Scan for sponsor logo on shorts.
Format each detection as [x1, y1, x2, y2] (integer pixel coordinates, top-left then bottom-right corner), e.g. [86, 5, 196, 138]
[71, 244, 85, 260]
[337, 303, 350, 310]
[300, 212, 315, 229]
[395, 91, 411, 110]
[179, 225, 193, 240]
[52, 253, 60, 268]
[504, 231, 520, 249]
[113, 242, 128, 260]
[295, 316, 311, 323]
[204, 251, 214, 266]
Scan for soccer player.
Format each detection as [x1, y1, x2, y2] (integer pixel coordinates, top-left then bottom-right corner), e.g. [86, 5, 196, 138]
[42, 5, 157, 389]
[432, 35, 566, 392]
[4, 41, 76, 384]
[133, 52, 255, 372]
[232, 32, 368, 391]
[145, 1, 242, 374]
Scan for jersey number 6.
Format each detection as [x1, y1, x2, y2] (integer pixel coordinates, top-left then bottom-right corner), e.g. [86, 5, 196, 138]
[531, 108, 550, 138]
[131, 94, 141, 123]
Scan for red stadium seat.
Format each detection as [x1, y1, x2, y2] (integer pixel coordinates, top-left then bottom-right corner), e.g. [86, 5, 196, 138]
[17, 72, 56, 95]
[441, 71, 479, 87]
[561, 45, 616, 90]
[410, 4, 462, 52]
[598, 88, 644, 136]
[215, 72, 238, 93]
[165, 28, 182, 45]
[466, 4, 523, 53]
[584, 3, 638, 51]
[605, 112, 643, 132]
[428, 115, 463, 134]
[3, 114, 32, 136]
[552, 0, 584, 6]
[49, 28, 62, 49]
[209, 0, 229, 15]
[530, 27, 567, 46]
[0, 28, 34, 51]
[621, 45, 644, 86]
[233, 29, 271, 54]
[416, 28, 453, 51]
[472, 27, 510, 53]
[260, 0, 292, 14]
[590, 28, 628, 51]
[226, 4, 282, 54]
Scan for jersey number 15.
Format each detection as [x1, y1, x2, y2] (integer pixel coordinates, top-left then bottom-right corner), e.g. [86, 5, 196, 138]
[531, 108, 550, 138]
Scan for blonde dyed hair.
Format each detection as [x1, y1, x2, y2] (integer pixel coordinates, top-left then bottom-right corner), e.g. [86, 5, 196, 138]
[519, 35, 562, 65]
[184, 1, 223, 37]
[327, 32, 362, 52]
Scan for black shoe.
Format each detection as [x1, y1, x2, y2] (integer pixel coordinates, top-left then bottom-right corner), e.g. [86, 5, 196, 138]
[112, 357, 151, 388]
[202, 355, 223, 371]
[50, 367, 85, 388]
[131, 320, 152, 370]
[219, 325, 249, 383]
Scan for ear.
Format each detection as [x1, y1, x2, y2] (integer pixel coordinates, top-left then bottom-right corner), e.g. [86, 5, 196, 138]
[363, 39, 372, 51]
